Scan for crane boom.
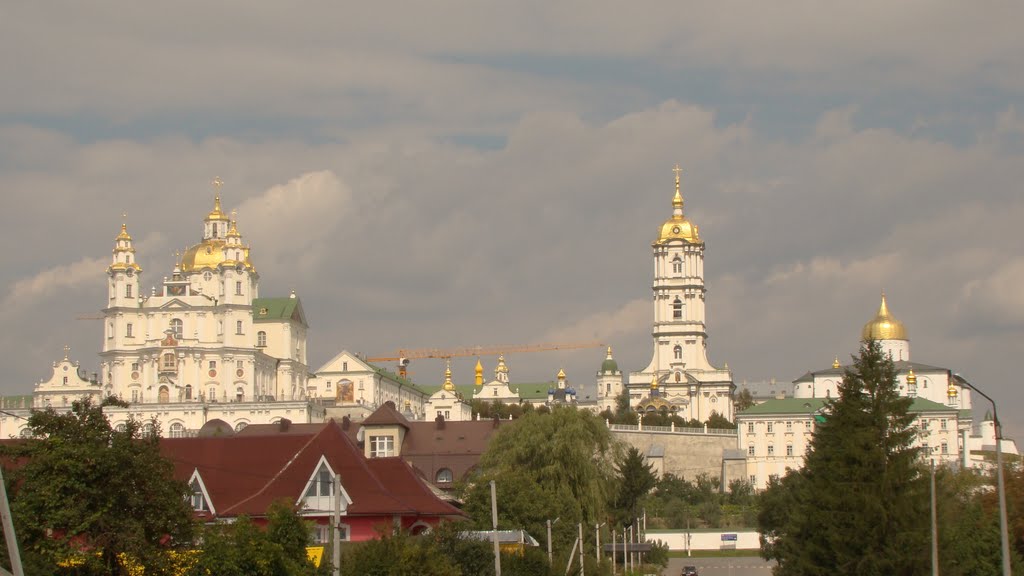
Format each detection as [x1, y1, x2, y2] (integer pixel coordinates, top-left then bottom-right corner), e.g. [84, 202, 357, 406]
[366, 341, 605, 377]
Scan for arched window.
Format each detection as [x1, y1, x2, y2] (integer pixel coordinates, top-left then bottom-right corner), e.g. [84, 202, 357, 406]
[158, 386, 170, 403]
[435, 468, 454, 484]
[672, 255, 682, 274]
[170, 318, 183, 339]
[184, 384, 192, 400]
[673, 298, 683, 319]
[169, 422, 185, 438]
[236, 387, 244, 402]
[674, 345, 682, 360]
[234, 421, 248, 432]
[257, 331, 267, 347]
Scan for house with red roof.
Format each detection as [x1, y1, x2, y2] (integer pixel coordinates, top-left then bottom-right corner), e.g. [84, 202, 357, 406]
[160, 418, 463, 543]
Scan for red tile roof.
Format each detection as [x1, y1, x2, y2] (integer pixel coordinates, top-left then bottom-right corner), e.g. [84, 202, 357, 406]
[360, 401, 411, 429]
[160, 420, 461, 519]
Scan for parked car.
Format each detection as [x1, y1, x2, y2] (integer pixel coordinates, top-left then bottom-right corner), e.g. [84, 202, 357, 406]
[682, 567, 699, 576]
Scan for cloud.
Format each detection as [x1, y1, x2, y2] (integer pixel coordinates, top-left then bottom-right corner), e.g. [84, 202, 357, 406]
[540, 298, 649, 344]
[958, 259, 1024, 330]
[0, 257, 106, 317]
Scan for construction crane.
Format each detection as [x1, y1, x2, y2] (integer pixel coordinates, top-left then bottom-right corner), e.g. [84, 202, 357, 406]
[366, 341, 605, 378]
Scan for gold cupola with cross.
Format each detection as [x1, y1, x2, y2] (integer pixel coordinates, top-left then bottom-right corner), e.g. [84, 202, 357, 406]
[180, 179, 256, 274]
[656, 165, 701, 245]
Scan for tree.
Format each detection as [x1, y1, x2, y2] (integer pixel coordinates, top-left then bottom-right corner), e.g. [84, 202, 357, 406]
[610, 447, 657, 528]
[757, 340, 928, 575]
[734, 388, 755, 413]
[705, 412, 735, 430]
[460, 407, 619, 551]
[1, 397, 195, 576]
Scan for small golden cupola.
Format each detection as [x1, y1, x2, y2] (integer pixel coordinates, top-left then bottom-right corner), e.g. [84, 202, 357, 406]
[494, 354, 510, 383]
[656, 165, 701, 245]
[108, 221, 142, 273]
[832, 356, 841, 369]
[443, 359, 455, 392]
[474, 358, 484, 387]
[861, 292, 908, 341]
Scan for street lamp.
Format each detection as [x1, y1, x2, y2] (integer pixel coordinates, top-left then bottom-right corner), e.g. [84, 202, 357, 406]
[953, 373, 1010, 576]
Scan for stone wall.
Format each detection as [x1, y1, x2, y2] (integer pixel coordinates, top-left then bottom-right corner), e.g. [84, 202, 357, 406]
[611, 428, 739, 486]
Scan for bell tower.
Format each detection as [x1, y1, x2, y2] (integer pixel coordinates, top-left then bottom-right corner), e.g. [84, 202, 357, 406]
[107, 220, 142, 308]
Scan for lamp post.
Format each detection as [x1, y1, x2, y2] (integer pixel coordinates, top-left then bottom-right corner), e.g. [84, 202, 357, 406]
[954, 374, 1010, 576]
[547, 517, 559, 565]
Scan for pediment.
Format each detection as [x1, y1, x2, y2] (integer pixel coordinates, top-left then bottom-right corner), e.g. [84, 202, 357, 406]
[159, 299, 190, 310]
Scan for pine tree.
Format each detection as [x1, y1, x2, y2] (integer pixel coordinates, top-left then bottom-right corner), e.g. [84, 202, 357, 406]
[759, 340, 929, 576]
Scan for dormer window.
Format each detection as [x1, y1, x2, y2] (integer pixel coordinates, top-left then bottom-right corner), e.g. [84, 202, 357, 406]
[190, 479, 208, 511]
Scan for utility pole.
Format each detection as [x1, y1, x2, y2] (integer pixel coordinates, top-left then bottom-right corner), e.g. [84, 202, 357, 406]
[0, 467, 24, 576]
[611, 528, 616, 574]
[490, 480, 501, 576]
[547, 519, 553, 565]
[578, 523, 585, 576]
[332, 473, 341, 576]
[930, 460, 938, 576]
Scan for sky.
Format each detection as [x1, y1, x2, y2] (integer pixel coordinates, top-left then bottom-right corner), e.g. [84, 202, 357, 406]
[2, 3, 1023, 438]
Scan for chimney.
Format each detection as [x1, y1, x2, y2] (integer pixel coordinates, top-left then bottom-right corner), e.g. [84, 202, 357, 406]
[278, 418, 291, 432]
[435, 414, 446, 430]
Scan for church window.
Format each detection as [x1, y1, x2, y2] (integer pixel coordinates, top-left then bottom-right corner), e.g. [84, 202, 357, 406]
[131, 362, 139, 371]
[786, 445, 793, 456]
[672, 256, 682, 274]
[170, 422, 185, 438]
[170, 318, 183, 339]
[162, 353, 175, 370]
[108, 323, 113, 339]
[209, 360, 217, 370]
[767, 445, 775, 456]
[606, 382, 611, 394]
[673, 298, 683, 319]
[184, 385, 192, 400]
[941, 442, 948, 454]
[805, 421, 812, 431]
[436, 468, 453, 484]
[204, 271, 212, 281]
[747, 445, 754, 456]
[131, 389, 139, 403]
[940, 419, 947, 430]
[212, 223, 218, 237]
[747, 423, 754, 434]
[749, 475, 756, 486]
[674, 345, 682, 360]
[257, 331, 267, 347]
[126, 284, 133, 298]
[786, 421, 792, 432]
[236, 320, 243, 335]
[208, 387, 216, 401]
[766, 422, 773, 433]
[126, 323, 134, 338]
[493, 388, 498, 396]
[235, 281, 242, 295]
[63, 376, 68, 385]
[236, 387, 244, 402]
[235, 422, 248, 432]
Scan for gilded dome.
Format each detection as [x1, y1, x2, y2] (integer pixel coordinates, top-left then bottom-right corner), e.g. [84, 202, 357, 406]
[180, 240, 255, 273]
[861, 293, 907, 341]
[655, 171, 701, 244]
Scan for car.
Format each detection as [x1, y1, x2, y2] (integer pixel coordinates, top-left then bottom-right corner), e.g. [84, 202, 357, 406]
[682, 566, 699, 576]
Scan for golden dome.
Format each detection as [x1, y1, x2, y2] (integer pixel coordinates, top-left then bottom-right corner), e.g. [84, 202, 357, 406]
[656, 168, 701, 244]
[861, 293, 908, 341]
[557, 368, 566, 380]
[443, 360, 455, 391]
[832, 356, 841, 369]
[906, 368, 917, 385]
[116, 223, 132, 241]
[227, 220, 241, 238]
[180, 240, 255, 273]
[474, 359, 484, 386]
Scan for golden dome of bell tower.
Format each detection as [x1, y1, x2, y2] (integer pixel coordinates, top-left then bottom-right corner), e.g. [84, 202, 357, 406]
[861, 292, 907, 341]
[656, 165, 701, 245]
[180, 180, 256, 274]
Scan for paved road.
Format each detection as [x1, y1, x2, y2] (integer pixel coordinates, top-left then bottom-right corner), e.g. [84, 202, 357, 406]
[661, 556, 775, 576]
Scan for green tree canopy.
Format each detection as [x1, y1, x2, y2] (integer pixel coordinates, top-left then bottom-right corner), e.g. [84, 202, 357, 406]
[758, 340, 928, 575]
[1, 397, 195, 576]
[610, 446, 656, 528]
[460, 407, 619, 551]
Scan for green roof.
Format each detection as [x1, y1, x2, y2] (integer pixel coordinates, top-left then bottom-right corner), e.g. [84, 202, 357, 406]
[512, 382, 556, 400]
[252, 297, 307, 326]
[738, 398, 827, 416]
[601, 358, 619, 373]
[908, 397, 957, 413]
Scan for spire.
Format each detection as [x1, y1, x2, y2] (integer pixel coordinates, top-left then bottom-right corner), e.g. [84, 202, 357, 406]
[672, 164, 684, 216]
[109, 218, 141, 273]
[495, 355, 509, 383]
[474, 358, 484, 386]
[443, 359, 454, 391]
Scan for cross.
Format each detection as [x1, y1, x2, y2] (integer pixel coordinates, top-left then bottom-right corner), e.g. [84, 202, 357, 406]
[231, 209, 237, 221]
[64, 345, 70, 359]
[673, 164, 682, 180]
[212, 176, 223, 190]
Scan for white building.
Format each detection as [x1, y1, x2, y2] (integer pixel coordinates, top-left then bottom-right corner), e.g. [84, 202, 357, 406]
[3, 195, 327, 437]
[737, 294, 1015, 490]
[312, 349, 431, 420]
[628, 169, 735, 422]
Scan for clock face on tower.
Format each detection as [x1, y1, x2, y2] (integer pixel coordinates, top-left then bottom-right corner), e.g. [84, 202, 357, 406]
[672, 226, 681, 234]
[126, 268, 134, 277]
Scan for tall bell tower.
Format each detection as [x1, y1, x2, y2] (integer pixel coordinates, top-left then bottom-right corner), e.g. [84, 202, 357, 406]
[629, 167, 734, 422]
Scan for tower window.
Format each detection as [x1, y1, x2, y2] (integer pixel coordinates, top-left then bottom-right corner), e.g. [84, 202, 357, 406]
[673, 298, 682, 319]
[235, 281, 242, 295]
[126, 323, 133, 338]
[257, 331, 267, 347]
[674, 345, 682, 360]
[125, 284, 133, 298]
[236, 320, 243, 335]
[672, 256, 682, 274]
[170, 318, 183, 339]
